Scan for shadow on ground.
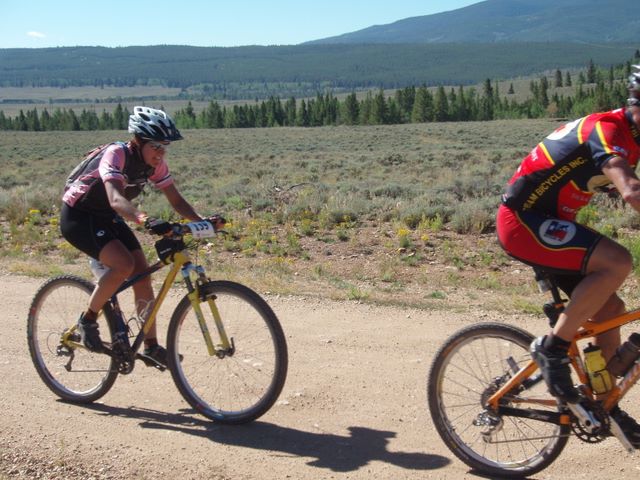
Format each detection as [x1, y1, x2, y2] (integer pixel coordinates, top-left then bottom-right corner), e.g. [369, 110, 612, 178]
[80, 402, 451, 474]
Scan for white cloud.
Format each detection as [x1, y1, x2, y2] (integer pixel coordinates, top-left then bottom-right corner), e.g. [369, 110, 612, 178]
[27, 31, 46, 39]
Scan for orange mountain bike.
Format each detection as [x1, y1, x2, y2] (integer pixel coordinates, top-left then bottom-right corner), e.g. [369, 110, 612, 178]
[427, 268, 639, 478]
[27, 220, 288, 424]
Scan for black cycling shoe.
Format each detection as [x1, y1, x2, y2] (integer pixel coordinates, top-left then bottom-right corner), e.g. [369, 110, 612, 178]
[142, 344, 184, 368]
[530, 336, 580, 403]
[77, 314, 104, 353]
[610, 407, 640, 448]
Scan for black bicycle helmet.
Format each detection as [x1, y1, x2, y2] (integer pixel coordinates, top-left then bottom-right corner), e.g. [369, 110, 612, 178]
[128, 106, 183, 141]
[628, 64, 640, 106]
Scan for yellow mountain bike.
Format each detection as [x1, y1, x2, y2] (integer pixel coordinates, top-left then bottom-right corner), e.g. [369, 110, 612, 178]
[427, 268, 639, 477]
[27, 220, 288, 424]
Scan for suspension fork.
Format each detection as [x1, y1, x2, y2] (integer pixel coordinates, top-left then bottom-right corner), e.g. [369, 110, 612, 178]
[182, 264, 234, 357]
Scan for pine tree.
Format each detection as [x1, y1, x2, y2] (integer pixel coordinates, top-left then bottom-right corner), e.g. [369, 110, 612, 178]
[15, 110, 28, 130]
[609, 66, 615, 87]
[587, 59, 596, 83]
[555, 69, 563, 87]
[434, 86, 449, 122]
[0, 110, 9, 130]
[395, 86, 415, 122]
[411, 86, 433, 123]
[284, 97, 297, 126]
[479, 79, 494, 120]
[99, 110, 112, 130]
[371, 89, 388, 124]
[539, 76, 550, 108]
[342, 92, 359, 125]
[455, 85, 469, 121]
[40, 109, 51, 130]
[113, 104, 127, 130]
[387, 98, 402, 124]
[297, 100, 309, 127]
[359, 92, 373, 125]
[26, 108, 41, 131]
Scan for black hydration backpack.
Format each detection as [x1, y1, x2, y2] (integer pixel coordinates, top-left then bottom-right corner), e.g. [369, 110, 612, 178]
[64, 141, 154, 214]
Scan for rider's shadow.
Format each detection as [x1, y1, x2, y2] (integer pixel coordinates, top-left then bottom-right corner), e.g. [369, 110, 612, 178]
[80, 403, 450, 473]
[200, 423, 448, 473]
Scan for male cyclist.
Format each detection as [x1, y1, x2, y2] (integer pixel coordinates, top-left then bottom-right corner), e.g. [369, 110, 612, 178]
[497, 66, 640, 446]
[61, 106, 222, 366]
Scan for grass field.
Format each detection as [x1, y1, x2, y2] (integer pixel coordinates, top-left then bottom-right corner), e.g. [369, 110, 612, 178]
[3, 119, 640, 313]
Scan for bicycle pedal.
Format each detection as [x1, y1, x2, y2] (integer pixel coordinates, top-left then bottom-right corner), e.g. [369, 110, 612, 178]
[136, 353, 167, 371]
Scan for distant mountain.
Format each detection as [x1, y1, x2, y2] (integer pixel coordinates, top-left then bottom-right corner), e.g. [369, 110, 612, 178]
[306, 0, 640, 44]
[2, 0, 639, 100]
[1, 43, 637, 97]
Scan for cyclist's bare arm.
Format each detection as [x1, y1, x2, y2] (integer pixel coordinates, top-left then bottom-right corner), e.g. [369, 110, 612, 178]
[104, 179, 147, 224]
[603, 156, 640, 212]
[161, 183, 202, 222]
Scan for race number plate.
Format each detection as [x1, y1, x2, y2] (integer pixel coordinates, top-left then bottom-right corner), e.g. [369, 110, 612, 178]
[186, 221, 216, 239]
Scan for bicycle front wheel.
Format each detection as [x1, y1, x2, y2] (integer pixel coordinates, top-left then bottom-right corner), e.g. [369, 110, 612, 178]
[27, 275, 118, 403]
[427, 322, 569, 478]
[167, 280, 288, 424]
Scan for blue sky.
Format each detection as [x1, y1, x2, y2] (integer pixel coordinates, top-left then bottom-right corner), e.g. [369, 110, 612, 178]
[2, 0, 481, 48]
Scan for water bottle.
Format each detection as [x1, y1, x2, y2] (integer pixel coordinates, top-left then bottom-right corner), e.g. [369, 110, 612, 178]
[89, 257, 109, 280]
[607, 333, 640, 377]
[583, 343, 613, 394]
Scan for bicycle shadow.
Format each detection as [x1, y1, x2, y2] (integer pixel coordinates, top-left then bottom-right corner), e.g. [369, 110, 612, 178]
[78, 402, 450, 474]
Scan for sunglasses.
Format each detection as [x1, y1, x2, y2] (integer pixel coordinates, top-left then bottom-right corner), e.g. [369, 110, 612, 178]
[148, 141, 170, 151]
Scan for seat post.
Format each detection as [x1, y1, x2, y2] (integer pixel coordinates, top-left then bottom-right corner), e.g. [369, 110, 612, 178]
[533, 268, 566, 328]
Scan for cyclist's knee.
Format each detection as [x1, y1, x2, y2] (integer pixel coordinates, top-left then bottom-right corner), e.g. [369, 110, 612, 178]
[102, 253, 135, 279]
[589, 242, 632, 279]
[609, 249, 632, 279]
[99, 241, 136, 278]
[131, 249, 150, 275]
[110, 262, 135, 280]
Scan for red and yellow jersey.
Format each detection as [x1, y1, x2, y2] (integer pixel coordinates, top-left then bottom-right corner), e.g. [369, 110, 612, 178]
[502, 108, 640, 220]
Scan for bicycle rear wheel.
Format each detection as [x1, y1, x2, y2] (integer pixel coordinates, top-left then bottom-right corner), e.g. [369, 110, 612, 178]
[427, 322, 569, 478]
[167, 280, 288, 424]
[27, 275, 118, 403]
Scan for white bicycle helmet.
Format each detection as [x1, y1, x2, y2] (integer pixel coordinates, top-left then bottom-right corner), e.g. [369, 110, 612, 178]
[128, 106, 183, 141]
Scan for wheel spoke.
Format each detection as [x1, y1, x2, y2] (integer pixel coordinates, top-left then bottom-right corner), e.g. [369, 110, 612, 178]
[428, 323, 568, 477]
[168, 281, 287, 424]
[27, 276, 118, 403]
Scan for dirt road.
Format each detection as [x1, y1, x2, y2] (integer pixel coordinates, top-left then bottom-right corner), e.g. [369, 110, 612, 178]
[2, 275, 640, 479]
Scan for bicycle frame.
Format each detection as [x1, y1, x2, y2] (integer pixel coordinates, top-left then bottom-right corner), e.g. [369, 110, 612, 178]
[485, 299, 640, 433]
[66, 232, 234, 368]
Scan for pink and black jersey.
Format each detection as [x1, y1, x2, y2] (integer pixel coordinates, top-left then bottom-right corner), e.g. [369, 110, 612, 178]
[63, 142, 173, 217]
[502, 108, 640, 220]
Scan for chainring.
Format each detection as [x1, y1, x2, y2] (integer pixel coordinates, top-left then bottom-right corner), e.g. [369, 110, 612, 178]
[570, 400, 610, 443]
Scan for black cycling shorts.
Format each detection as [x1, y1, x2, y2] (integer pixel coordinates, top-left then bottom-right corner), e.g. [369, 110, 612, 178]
[60, 203, 141, 260]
